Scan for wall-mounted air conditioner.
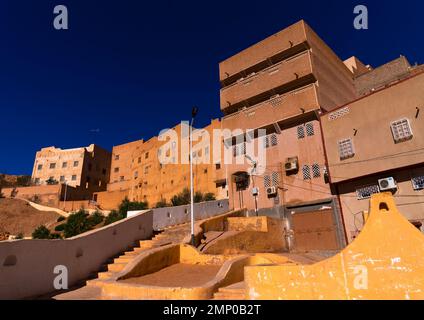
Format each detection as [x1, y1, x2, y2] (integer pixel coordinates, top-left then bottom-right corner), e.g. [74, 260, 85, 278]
[284, 157, 299, 174]
[378, 177, 398, 192]
[266, 186, 278, 197]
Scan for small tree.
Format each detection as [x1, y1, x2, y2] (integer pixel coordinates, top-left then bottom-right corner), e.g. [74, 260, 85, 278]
[15, 233, 24, 240]
[32, 225, 52, 239]
[88, 211, 104, 227]
[118, 198, 148, 217]
[63, 209, 92, 238]
[45, 177, 59, 185]
[104, 210, 125, 226]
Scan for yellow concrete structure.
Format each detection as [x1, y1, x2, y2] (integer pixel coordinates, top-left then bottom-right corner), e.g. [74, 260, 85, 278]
[244, 193, 424, 300]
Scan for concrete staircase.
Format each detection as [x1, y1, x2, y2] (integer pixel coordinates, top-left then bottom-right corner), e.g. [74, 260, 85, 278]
[213, 282, 245, 300]
[55, 223, 191, 299]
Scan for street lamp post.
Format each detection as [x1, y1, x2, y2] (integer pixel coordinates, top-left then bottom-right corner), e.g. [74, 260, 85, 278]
[190, 107, 198, 246]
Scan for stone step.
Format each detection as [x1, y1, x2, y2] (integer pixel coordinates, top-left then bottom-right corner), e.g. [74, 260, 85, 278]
[213, 292, 245, 300]
[113, 256, 134, 264]
[107, 263, 126, 273]
[97, 271, 114, 280]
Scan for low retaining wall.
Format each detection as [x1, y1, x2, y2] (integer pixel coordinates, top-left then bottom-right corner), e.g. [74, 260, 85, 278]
[0, 210, 153, 300]
[132, 199, 229, 231]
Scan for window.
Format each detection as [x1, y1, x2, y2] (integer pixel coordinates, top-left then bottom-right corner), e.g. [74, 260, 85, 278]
[71, 175, 77, 181]
[114, 167, 119, 173]
[37, 164, 42, 171]
[338, 138, 355, 160]
[306, 123, 315, 136]
[62, 162, 68, 168]
[356, 185, 380, 200]
[205, 146, 210, 157]
[115, 154, 120, 161]
[271, 172, 280, 186]
[204, 169, 208, 174]
[412, 176, 424, 191]
[145, 152, 149, 159]
[297, 126, 305, 139]
[233, 142, 246, 157]
[265, 134, 278, 148]
[264, 175, 271, 188]
[34, 178, 40, 185]
[391, 118, 413, 143]
[73, 161, 79, 167]
[215, 163, 221, 170]
[134, 171, 138, 179]
[49, 163, 56, 169]
[302, 165, 311, 180]
[144, 166, 149, 174]
[120, 176, 124, 181]
[312, 164, 321, 178]
[138, 157, 141, 163]
[60, 176, 65, 182]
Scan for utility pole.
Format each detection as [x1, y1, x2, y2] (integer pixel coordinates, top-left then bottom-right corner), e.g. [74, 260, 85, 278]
[190, 107, 198, 246]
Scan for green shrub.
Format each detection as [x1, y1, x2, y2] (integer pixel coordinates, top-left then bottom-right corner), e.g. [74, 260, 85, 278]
[63, 209, 92, 238]
[57, 216, 66, 223]
[155, 199, 169, 208]
[15, 233, 24, 240]
[50, 233, 63, 239]
[203, 193, 216, 201]
[32, 225, 52, 239]
[88, 211, 104, 227]
[104, 210, 125, 226]
[54, 224, 65, 232]
[118, 198, 148, 216]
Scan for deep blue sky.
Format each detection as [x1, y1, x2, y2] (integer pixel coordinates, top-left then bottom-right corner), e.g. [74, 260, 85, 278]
[0, 0, 422, 175]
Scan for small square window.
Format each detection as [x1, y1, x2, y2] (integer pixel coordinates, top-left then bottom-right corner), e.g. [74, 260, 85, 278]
[73, 161, 79, 167]
[134, 171, 138, 179]
[120, 176, 125, 181]
[34, 178, 40, 184]
[215, 163, 221, 170]
[138, 157, 141, 163]
[60, 176, 65, 182]
[49, 163, 56, 169]
[412, 176, 424, 191]
[338, 138, 355, 160]
[37, 164, 43, 171]
[62, 162, 67, 168]
[114, 167, 119, 173]
[71, 175, 77, 181]
[145, 152, 149, 159]
[115, 154, 120, 161]
[391, 118, 413, 143]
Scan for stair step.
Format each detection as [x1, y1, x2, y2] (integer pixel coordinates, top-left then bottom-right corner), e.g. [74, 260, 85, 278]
[213, 293, 245, 300]
[98, 271, 114, 280]
[107, 263, 126, 273]
[113, 257, 133, 264]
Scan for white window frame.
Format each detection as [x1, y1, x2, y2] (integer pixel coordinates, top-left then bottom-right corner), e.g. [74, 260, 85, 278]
[390, 118, 413, 143]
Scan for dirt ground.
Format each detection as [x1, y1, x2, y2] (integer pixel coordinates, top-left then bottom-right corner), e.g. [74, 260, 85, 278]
[0, 198, 60, 237]
[120, 263, 222, 287]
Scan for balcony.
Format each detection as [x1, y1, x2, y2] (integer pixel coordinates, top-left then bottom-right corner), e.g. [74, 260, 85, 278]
[219, 20, 309, 83]
[222, 84, 319, 131]
[220, 51, 314, 111]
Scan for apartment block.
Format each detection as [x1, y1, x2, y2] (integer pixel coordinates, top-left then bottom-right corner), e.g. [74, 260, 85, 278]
[32, 144, 111, 194]
[95, 119, 225, 210]
[320, 71, 424, 242]
[218, 20, 358, 213]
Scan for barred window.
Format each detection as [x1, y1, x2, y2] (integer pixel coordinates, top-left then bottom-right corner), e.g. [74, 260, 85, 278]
[265, 134, 278, 148]
[338, 138, 355, 160]
[391, 118, 413, 143]
[312, 164, 321, 178]
[306, 123, 315, 136]
[356, 185, 380, 200]
[233, 142, 246, 157]
[302, 165, 311, 180]
[412, 176, 424, 191]
[271, 172, 280, 186]
[297, 126, 305, 139]
[264, 175, 271, 188]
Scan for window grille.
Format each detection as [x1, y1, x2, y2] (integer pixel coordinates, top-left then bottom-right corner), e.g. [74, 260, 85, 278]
[297, 126, 305, 139]
[265, 134, 278, 148]
[328, 107, 350, 121]
[302, 165, 311, 180]
[306, 123, 315, 136]
[338, 138, 355, 160]
[412, 176, 424, 191]
[264, 175, 271, 188]
[312, 164, 321, 178]
[271, 172, 280, 186]
[356, 185, 380, 200]
[391, 118, 413, 143]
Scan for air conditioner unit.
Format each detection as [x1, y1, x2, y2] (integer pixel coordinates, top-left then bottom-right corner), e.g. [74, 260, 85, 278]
[378, 177, 398, 191]
[284, 157, 299, 174]
[266, 186, 278, 196]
